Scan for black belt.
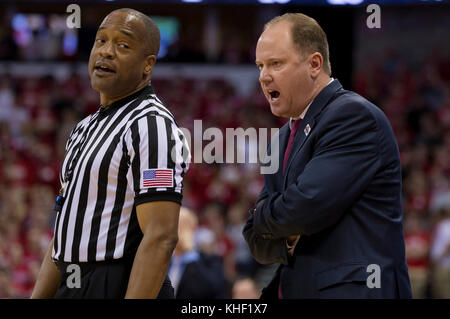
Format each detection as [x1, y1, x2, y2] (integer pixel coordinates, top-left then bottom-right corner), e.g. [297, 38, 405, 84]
[53, 257, 134, 277]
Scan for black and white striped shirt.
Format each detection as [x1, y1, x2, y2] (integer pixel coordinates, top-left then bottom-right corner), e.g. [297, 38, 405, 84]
[52, 85, 190, 263]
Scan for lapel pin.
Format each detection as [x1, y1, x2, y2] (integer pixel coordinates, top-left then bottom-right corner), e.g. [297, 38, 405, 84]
[304, 124, 311, 136]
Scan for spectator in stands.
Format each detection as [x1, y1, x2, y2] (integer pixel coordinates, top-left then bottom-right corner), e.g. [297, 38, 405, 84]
[232, 277, 261, 299]
[0, 266, 15, 298]
[168, 207, 228, 299]
[430, 206, 450, 298]
[202, 202, 236, 282]
[226, 201, 258, 277]
[404, 212, 431, 298]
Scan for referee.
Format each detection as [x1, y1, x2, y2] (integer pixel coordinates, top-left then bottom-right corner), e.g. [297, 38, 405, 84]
[31, 8, 190, 299]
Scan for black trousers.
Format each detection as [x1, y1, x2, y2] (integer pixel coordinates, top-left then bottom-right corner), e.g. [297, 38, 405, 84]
[53, 257, 174, 299]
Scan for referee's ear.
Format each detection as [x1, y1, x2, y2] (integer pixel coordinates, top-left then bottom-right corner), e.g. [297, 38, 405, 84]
[143, 55, 157, 79]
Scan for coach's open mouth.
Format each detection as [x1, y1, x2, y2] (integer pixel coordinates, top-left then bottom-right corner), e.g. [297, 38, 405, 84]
[268, 90, 280, 101]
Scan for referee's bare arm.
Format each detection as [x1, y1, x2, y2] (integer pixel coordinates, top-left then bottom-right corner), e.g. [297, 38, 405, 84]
[30, 239, 62, 298]
[125, 201, 180, 299]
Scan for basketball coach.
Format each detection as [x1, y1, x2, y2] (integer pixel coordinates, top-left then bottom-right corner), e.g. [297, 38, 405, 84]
[243, 13, 412, 299]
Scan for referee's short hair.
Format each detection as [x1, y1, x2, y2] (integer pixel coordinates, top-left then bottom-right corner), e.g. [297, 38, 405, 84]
[112, 8, 161, 57]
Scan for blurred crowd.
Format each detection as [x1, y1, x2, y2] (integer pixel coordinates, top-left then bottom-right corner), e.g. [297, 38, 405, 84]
[0, 15, 253, 64]
[1, 47, 450, 298]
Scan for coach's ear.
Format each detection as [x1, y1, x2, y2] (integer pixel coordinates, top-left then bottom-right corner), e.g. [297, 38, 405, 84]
[308, 52, 323, 79]
[143, 55, 157, 78]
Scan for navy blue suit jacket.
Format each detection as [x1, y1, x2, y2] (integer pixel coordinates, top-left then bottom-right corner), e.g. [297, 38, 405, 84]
[243, 80, 412, 298]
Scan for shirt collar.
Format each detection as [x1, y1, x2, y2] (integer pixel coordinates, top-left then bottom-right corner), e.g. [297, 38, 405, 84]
[289, 78, 334, 129]
[98, 84, 154, 116]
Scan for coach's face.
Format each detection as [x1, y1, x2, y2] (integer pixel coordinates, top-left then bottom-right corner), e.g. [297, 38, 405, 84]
[88, 11, 155, 105]
[255, 21, 316, 118]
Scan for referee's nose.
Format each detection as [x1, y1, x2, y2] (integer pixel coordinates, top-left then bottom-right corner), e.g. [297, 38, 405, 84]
[98, 40, 115, 59]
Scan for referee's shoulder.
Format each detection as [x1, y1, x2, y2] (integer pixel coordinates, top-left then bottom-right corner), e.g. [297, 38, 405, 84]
[132, 93, 178, 126]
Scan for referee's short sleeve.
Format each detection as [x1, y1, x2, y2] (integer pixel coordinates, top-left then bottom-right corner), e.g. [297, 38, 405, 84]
[124, 114, 190, 206]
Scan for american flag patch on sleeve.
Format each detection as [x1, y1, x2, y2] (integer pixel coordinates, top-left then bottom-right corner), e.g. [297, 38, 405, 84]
[142, 169, 173, 188]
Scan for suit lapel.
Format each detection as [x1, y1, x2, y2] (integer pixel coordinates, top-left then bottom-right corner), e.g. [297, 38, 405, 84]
[283, 80, 344, 188]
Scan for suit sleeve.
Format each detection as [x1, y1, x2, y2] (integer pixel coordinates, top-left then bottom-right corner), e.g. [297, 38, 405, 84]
[253, 102, 382, 238]
[242, 184, 290, 265]
[243, 209, 290, 265]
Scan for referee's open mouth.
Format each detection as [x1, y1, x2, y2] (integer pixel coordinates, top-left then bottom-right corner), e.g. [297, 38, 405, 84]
[93, 62, 116, 77]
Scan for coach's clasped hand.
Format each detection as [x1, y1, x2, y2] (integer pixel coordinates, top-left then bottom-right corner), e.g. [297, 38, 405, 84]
[286, 235, 300, 256]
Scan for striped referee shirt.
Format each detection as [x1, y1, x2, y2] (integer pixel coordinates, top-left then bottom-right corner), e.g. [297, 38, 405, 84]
[52, 85, 190, 263]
